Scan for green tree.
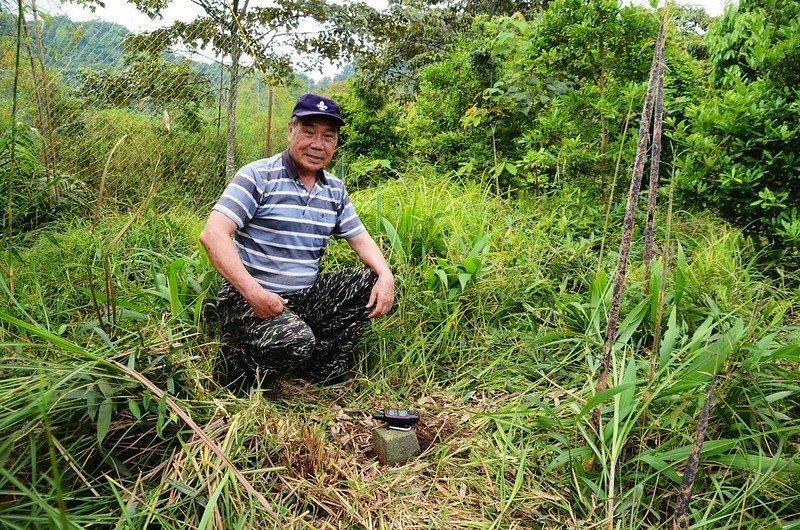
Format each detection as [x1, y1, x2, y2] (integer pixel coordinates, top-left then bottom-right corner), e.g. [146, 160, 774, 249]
[400, 37, 496, 171]
[329, 82, 407, 188]
[357, 0, 547, 97]
[77, 37, 212, 115]
[403, 1, 704, 198]
[674, 0, 800, 262]
[123, 0, 384, 178]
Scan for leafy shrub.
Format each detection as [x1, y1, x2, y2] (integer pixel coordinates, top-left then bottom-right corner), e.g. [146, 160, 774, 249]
[402, 2, 703, 197]
[400, 38, 495, 172]
[673, 0, 800, 263]
[0, 122, 92, 237]
[465, 2, 659, 195]
[331, 83, 408, 187]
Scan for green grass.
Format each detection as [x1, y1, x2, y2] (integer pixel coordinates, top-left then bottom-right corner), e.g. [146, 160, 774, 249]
[1, 175, 799, 529]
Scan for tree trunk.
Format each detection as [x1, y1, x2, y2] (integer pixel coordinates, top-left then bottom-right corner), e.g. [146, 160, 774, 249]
[224, 0, 249, 180]
[264, 85, 273, 157]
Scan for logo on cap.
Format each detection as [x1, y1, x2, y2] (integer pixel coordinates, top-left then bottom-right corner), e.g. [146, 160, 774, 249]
[316, 101, 329, 111]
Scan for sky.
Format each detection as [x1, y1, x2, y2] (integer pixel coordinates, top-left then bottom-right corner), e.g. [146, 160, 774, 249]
[36, 0, 731, 80]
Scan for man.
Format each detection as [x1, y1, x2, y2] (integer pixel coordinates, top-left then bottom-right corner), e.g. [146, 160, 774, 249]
[200, 93, 394, 391]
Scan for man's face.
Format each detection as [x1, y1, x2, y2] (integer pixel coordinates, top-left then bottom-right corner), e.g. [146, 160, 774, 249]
[287, 117, 338, 176]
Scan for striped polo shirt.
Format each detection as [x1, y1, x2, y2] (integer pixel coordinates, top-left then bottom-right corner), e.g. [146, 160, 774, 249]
[212, 150, 366, 294]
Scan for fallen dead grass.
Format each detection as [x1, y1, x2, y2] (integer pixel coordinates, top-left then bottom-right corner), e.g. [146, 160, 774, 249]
[143, 379, 572, 529]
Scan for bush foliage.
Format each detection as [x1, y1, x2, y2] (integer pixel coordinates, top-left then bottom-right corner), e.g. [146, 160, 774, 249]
[672, 0, 800, 260]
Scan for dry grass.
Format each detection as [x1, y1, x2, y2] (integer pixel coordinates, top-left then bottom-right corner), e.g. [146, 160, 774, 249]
[129, 379, 574, 529]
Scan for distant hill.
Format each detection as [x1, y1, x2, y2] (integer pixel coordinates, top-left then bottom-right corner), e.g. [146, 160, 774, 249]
[39, 16, 129, 73]
[0, 13, 347, 88]
[1, 14, 213, 83]
[0, 13, 128, 76]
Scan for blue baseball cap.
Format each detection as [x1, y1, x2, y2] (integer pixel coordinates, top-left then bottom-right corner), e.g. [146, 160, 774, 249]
[291, 93, 344, 127]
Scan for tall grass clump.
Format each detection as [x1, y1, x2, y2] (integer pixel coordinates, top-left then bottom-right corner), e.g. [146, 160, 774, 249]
[334, 171, 575, 390]
[2, 171, 799, 528]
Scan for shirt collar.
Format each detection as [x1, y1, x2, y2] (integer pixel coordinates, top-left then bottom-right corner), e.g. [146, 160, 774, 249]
[282, 150, 328, 186]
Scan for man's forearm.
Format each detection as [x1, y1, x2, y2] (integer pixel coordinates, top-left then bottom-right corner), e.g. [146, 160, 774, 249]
[347, 232, 392, 277]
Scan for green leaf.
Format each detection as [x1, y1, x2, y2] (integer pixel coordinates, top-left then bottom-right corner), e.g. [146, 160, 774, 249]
[0, 310, 86, 354]
[93, 326, 116, 351]
[589, 268, 608, 306]
[636, 454, 682, 484]
[467, 233, 491, 258]
[166, 258, 184, 318]
[128, 400, 142, 419]
[86, 387, 98, 421]
[97, 378, 114, 399]
[461, 257, 482, 275]
[168, 478, 197, 497]
[764, 390, 796, 403]
[766, 343, 800, 361]
[615, 298, 649, 346]
[198, 473, 230, 530]
[577, 383, 635, 421]
[545, 445, 592, 472]
[649, 439, 737, 462]
[97, 398, 113, 444]
[380, 217, 404, 259]
[658, 306, 679, 370]
[712, 453, 800, 473]
[674, 245, 686, 306]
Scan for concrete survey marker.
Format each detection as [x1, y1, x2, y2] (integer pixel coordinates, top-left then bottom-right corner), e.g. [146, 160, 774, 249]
[372, 426, 421, 465]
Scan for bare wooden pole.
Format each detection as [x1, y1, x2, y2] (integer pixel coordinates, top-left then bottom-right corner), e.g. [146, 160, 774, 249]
[30, 0, 58, 201]
[643, 39, 667, 276]
[592, 11, 669, 429]
[264, 85, 274, 156]
[22, 14, 52, 201]
[673, 378, 716, 529]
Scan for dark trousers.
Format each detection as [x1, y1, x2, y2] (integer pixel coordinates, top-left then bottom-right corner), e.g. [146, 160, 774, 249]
[217, 267, 377, 391]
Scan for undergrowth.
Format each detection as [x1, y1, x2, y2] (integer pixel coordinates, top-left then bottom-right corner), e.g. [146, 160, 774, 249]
[1, 176, 799, 529]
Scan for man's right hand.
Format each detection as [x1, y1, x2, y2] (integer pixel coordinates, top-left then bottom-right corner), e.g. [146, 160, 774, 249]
[246, 289, 288, 319]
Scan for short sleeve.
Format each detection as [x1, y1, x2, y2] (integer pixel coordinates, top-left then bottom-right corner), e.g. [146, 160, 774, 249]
[332, 186, 366, 239]
[211, 165, 264, 228]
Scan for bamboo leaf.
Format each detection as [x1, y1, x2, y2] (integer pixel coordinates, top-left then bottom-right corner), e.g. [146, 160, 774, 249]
[712, 453, 800, 473]
[166, 258, 184, 318]
[381, 217, 404, 259]
[0, 310, 86, 354]
[648, 438, 737, 462]
[615, 298, 649, 346]
[198, 472, 231, 530]
[578, 383, 635, 420]
[636, 454, 682, 484]
[659, 306, 679, 370]
[467, 233, 491, 258]
[97, 397, 112, 443]
[545, 445, 593, 472]
[766, 343, 800, 361]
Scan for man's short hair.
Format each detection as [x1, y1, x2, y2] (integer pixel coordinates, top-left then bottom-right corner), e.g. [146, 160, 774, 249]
[289, 115, 340, 135]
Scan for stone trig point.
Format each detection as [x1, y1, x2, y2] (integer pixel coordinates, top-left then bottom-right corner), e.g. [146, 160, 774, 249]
[371, 408, 422, 465]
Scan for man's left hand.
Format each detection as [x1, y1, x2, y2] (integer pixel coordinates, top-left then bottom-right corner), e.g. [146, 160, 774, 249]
[367, 273, 395, 318]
